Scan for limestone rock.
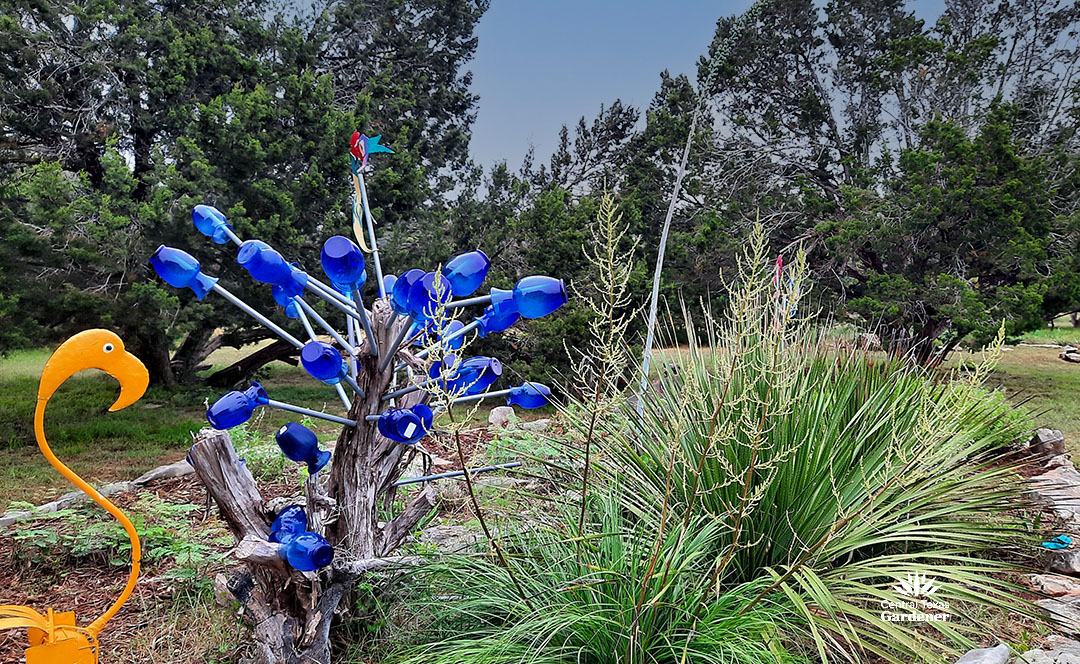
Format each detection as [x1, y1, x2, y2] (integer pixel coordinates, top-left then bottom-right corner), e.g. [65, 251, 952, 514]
[214, 573, 234, 607]
[1050, 455, 1076, 470]
[955, 644, 1009, 664]
[1018, 636, 1080, 664]
[521, 418, 550, 432]
[1033, 429, 1069, 457]
[1052, 551, 1080, 577]
[133, 459, 194, 484]
[419, 524, 482, 553]
[1039, 597, 1080, 635]
[488, 406, 515, 428]
[1029, 465, 1080, 522]
[1030, 574, 1080, 597]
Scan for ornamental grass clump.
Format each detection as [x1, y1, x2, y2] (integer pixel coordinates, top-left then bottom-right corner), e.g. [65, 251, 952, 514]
[585, 231, 1039, 662]
[395, 490, 806, 664]
[391, 226, 1038, 664]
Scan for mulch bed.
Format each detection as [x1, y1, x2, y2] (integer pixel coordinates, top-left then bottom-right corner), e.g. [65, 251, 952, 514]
[0, 427, 502, 663]
[0, 475, 236, 664]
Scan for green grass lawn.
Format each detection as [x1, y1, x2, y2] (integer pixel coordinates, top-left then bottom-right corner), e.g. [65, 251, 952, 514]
[0, 342, 534, 510]
[0, 345, 354, 509]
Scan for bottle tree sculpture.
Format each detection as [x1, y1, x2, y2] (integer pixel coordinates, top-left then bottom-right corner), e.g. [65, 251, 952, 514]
[150, 132, 566, 664]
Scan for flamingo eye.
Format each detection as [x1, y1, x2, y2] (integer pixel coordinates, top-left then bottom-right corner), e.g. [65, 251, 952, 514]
[103, 343, 115, 353]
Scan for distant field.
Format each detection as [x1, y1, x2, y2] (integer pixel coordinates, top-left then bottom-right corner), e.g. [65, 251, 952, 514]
[2, 317, 1078, 509]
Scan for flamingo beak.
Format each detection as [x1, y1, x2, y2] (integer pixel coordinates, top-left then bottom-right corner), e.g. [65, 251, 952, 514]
[105, 350, 149, 412]
[38, 329, 150, 412]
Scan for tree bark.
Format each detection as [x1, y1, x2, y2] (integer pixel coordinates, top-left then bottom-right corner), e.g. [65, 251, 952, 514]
[206, 339, 301, 388]
[171, 327, 222, 384]
[189, 300, 436, 663]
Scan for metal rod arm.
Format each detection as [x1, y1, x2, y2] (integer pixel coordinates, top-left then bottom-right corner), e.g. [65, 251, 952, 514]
[444, 294, 493, 309]
[266, 399, 356, 427]
[211, 284, 304, 349]
[393, 462, 523, 487]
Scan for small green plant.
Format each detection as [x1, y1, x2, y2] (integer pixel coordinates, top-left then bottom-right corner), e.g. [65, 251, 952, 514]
[11, 494, 229, 595]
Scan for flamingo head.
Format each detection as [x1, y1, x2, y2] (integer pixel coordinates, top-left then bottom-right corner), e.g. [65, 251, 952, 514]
[38, 330, 149, 412]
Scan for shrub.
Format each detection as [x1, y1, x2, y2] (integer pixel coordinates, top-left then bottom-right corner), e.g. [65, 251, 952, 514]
[390, 228, 1037, 664]
[578, 233, 1038, 662]
[392, 489, 805, 664]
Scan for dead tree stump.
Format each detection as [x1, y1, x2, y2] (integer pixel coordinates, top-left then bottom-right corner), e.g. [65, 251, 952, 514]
[189, 300, 434, 664]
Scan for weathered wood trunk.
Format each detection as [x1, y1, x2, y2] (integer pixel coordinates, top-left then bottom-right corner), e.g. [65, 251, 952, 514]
[189, 300, 434, 664]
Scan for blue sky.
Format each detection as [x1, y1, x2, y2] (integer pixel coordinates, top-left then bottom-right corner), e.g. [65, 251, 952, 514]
[467, 0, 947, 169]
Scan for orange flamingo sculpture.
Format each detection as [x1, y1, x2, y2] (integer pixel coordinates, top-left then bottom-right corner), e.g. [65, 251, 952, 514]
[1, 330, 149, 664]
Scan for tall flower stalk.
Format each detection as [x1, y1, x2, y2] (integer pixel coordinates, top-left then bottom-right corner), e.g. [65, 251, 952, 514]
[571, 194, 638, 542]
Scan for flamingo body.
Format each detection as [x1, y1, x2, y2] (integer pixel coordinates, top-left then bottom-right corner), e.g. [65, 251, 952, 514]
[1, 330, 149, 663]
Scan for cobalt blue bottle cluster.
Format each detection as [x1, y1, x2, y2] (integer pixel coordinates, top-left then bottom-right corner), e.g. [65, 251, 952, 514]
[275, 422, 332, 474]
[153, 195, 571, 485]
[269, 506, 333, 572]
[206, 382, 269, 430]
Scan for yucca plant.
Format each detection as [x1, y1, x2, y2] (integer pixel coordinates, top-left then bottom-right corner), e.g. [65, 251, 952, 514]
[577, 230, 1039, 662]
[392, 488, 807, 664]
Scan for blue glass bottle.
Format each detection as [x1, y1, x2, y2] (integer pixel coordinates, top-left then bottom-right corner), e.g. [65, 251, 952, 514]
[321, 236, 366, 291]
[513, 276, 568, 319]
[442, 357, 502, 395]
[416, 320, 465, 350]
[269, 505, 307, 544]
[408, 272, 452, 320]
[383, 274, 397, 296]
[476, 305, 520, 337]
[237, 240, 308, 297]
[272, 285, 301, 319]
[301, 342, 348, 385]
[411, 404, 434, 435]
[278, 532, 334, 571]
[376, 408, 424, 443]
[489, 288, 517, 315]
[428, 353, 458, 379]
[391, 269, 425, 316]
[206, 382, 268, 429]
[275, 422, 332, 474]
[192, 204, 233, 245]
[508, 382, 551, 409]
[149, 245, 219, 300]
[441, 249, 490, 297]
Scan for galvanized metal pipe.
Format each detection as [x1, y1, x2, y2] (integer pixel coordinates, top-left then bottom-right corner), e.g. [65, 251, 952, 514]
[211, 284, 304, 349]
[266, 399, 357, 427]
